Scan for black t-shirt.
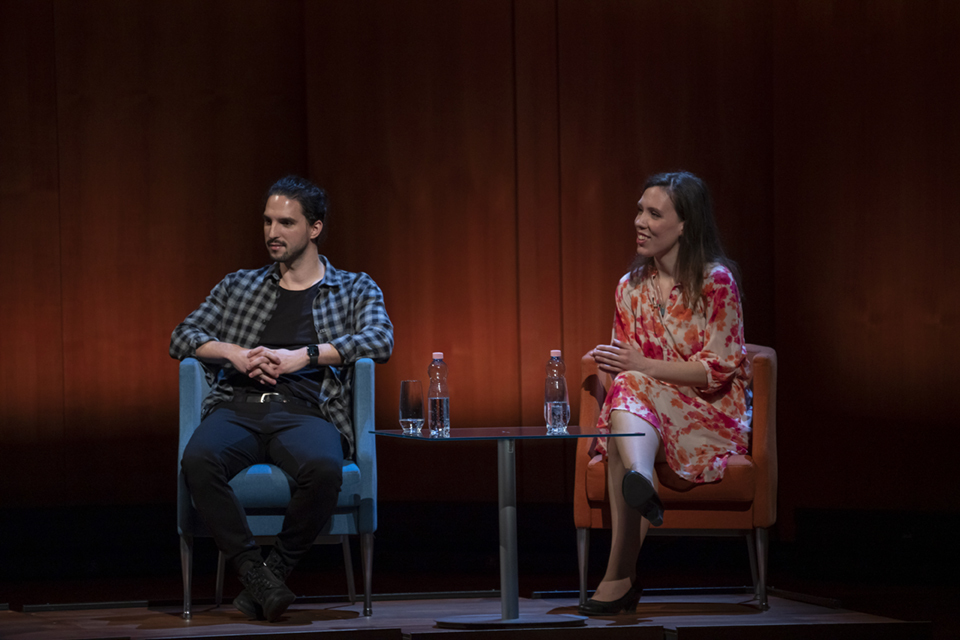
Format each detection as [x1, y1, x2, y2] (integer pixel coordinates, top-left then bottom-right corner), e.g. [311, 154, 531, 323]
[231, 281, 324, 406]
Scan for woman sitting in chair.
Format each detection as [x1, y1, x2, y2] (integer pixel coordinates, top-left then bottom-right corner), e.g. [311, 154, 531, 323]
[581, 171, 752, 616]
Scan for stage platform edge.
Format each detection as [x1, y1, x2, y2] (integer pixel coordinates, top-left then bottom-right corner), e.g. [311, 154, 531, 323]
[0, 593, 932, 640]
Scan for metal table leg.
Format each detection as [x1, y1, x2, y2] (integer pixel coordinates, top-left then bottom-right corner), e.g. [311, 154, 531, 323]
[436, 439, 585, 629]
[498, 438, 520, 619]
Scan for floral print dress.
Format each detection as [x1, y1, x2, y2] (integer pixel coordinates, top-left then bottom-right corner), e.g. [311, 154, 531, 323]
[596, 264, 751, 483]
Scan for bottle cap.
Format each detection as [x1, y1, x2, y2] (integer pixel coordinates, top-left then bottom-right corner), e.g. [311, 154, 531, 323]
[550, 350, 561, 358]
[432, 352, 444, 360]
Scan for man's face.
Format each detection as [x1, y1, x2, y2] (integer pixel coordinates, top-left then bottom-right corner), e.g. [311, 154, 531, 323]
[263, 196, 322, 265]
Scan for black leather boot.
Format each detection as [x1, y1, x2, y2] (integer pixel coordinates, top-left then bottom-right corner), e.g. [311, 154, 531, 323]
[234, 550, 294, 620]
[237, 560, 295, 622]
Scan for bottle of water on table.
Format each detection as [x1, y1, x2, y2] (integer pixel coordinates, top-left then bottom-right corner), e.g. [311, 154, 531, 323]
[544, 350, 570, 435]
[428, 352, 450, 437]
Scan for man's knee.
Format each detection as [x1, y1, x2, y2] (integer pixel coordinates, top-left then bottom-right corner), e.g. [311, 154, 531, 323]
[181, 439, 222, 485]
[298, 455, 342, 490]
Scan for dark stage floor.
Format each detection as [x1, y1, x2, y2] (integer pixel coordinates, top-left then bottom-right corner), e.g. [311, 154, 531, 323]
[1, 503, 956, 638]
[0, 593, 934, 639]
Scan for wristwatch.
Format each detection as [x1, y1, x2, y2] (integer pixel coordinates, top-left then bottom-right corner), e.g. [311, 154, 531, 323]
[307, 344, 320, 368]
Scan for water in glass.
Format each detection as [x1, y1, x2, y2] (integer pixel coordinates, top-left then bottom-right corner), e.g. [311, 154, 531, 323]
[399, 380, 424, 434]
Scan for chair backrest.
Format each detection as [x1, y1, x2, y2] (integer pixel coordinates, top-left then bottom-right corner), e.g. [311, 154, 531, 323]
[177, 357, 377, 536]
[574, 344, 777, 530]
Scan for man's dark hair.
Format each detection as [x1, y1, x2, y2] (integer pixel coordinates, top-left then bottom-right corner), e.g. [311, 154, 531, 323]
[264, 175, 330, 245]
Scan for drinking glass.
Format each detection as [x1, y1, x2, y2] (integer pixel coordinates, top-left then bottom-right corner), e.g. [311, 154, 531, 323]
[399, 380, 424, 434]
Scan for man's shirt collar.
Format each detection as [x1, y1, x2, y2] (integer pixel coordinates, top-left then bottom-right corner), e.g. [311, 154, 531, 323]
[267, 255, 343, 288]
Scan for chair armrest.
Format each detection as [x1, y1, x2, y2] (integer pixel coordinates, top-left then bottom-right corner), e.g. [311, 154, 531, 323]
[745, 345, 778, 528]
[178, 357, 211, 535]
[179, 358, 211, 463]
[352, 358, 377, 533]
[578, 352, 612, 430]
[574, 353, 609, 527]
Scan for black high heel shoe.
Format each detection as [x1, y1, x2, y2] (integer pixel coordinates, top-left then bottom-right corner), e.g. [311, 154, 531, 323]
[578, 584, 642, 616]
[622, 470, 664, 526]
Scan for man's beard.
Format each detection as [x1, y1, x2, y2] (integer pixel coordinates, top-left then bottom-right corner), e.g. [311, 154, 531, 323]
[269, 239, 310, 264]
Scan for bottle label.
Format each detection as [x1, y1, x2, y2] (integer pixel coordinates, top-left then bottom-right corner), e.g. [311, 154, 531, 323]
[428, 397, 450, 437]
[545, 401, 570, 434]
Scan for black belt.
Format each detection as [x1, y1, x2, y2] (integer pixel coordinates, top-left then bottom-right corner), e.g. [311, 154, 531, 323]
[236, 391, 317, 410]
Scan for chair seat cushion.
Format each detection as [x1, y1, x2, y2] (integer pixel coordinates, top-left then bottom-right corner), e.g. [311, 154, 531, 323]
[586, 454, 756, 509]
[228, 461, 362, 509]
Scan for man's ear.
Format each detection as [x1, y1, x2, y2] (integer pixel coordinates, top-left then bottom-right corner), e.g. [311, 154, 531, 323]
[311, 220, 323, 240]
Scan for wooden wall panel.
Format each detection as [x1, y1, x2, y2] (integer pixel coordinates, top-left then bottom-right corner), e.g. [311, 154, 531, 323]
[515, 0, 563, 426]
[513, 0, 576, 502]
[557, 0, 775, 389]
[0, 0, 65, 505]
[303, 0, 520, 501]
[549, 0, 774, 509]
[773, 0, 960, 535]
[53, 0, 308, 503]
[1, 0, 955, 528]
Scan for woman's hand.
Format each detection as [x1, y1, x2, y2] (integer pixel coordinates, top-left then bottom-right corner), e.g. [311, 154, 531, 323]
[591, 339, 710, 387]
[591, 339, 649, 375]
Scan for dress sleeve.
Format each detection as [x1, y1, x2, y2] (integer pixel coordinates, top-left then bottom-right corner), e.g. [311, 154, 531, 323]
[611, 274, 637, 345]
[169, 277, 229, 360]
[689, 267, 747, 394]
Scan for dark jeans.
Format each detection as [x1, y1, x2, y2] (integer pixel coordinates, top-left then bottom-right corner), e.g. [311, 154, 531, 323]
[181, 402, 344, 573]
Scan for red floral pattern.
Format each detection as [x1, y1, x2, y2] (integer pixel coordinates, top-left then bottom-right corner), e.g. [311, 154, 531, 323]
[596, 264, 751, 483]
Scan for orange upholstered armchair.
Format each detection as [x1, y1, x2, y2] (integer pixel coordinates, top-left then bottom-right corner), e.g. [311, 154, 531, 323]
[574, 344, 777, 609]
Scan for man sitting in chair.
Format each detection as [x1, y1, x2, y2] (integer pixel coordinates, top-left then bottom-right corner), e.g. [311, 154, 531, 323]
[170, 175, 394, 621]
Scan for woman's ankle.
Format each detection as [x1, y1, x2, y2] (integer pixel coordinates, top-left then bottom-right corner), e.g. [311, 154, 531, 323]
[628, 467, 655, 484]
[593, 576, 635, 601]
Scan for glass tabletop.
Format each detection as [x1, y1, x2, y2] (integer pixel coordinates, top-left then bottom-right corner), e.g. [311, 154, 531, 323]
[373, 426, 644, 441]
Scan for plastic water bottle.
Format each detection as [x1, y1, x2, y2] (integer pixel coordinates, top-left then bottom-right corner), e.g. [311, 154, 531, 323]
[544, 350, 570, 435]
[427, 352, 450, 437]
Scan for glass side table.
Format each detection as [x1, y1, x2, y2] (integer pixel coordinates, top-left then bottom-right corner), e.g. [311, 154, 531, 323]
[374, 426, 643, 629]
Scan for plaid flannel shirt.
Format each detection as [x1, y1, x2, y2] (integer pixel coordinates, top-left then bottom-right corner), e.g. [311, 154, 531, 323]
[170, 255, 393, 457]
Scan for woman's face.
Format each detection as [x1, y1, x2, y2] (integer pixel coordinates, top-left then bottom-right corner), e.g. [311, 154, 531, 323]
[635, 186, 684, 263]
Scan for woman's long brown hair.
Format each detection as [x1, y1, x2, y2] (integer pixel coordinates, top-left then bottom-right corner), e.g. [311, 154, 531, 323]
[630, 171, 742, 311]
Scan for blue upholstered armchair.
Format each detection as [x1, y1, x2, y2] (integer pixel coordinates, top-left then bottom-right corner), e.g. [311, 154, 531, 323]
[177, 357, 377, 619]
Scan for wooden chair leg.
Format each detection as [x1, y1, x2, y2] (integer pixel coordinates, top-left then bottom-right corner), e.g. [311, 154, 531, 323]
[361, 532, 374, 616]
[341, 536, 357, 603]
[577, 527, 590, 608]
[180, 535, 193, 620]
